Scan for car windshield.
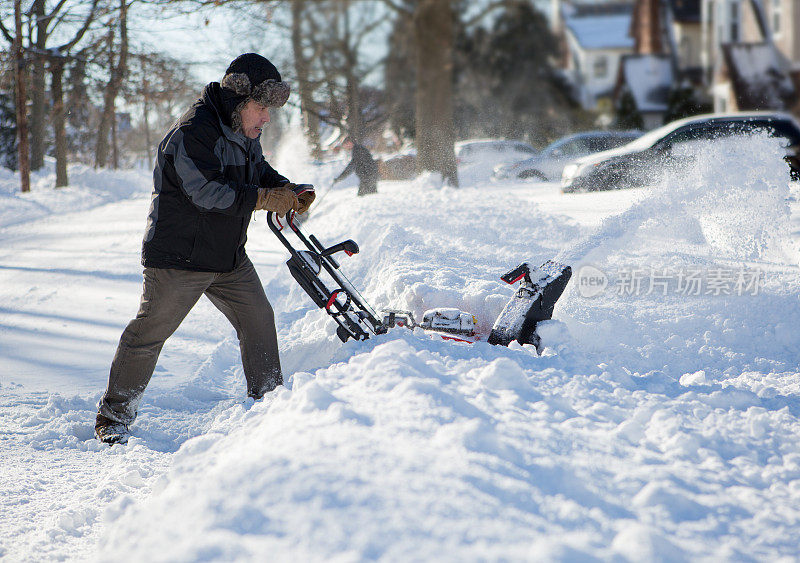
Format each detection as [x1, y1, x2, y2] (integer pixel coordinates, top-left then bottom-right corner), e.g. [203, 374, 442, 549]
[546, 138, 586, 156]
[546, 132, 642, 156]
[622, 121, 683, 151]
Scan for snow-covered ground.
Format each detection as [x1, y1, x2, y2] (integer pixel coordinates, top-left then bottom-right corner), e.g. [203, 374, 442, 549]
[2, 134, 800, 561]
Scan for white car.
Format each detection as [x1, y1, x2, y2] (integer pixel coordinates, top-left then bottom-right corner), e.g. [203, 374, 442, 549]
[493, 130, 642, 181]
[455, 139, 537, 167]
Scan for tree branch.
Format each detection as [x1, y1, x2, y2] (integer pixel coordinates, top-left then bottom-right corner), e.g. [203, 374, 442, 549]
[463, 0, 510, 28]
[58, 0, 99, 52]
[378, 0, 411, 16]
[0, 17, 14, 43]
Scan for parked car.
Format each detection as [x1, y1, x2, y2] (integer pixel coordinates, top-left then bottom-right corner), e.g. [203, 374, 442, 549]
[493, 130, 642, 181]
[561, 112, 800, 193]
[455, 139, 537, 167]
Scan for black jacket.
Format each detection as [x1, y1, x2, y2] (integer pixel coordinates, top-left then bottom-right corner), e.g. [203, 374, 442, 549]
[142, 82, 288, 272]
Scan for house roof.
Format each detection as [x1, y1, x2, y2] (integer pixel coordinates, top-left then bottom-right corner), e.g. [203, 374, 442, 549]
[721, 42, 797, 110]
[620, 54, 673, 112]
[565, 13, 635, 50]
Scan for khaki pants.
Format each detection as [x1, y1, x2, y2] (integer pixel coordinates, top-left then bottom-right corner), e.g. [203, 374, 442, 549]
[98, 256, 281, 425]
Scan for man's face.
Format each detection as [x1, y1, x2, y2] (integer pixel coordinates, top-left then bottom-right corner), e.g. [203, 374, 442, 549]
[239, 100, 271, 139]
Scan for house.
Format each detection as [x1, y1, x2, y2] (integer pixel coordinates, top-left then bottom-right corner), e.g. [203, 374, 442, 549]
[701, 0, 798, 113]
[614, 0, 705, 128]
[556, 1, 636, 111]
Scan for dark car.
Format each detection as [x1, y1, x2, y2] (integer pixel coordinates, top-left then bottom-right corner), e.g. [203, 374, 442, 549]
[493, 130, 642, 181]
[561, 112, 800, 193]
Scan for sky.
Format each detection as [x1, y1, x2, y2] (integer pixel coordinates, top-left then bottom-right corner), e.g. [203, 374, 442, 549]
[132, 3, 289, 85]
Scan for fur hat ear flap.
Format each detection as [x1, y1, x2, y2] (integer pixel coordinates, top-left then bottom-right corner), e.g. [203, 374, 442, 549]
[251, 79, 290, 108]
[221, 72, 290, 108]
[221, 54, 290, 107]
[220, 73, 252, 97]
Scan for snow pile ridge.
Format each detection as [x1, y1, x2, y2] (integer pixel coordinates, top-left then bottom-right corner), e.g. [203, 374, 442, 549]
[0, 163, 151, 230]
[99, 333, 603, 561]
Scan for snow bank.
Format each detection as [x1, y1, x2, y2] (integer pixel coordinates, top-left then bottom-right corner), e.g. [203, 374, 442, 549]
[0, 160, 150, 230]
[92, 133, 800, 560]
[3, 131, 800, 560]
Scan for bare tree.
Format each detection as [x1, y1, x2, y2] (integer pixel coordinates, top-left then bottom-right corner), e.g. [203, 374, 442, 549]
[413, 0, 457, 185]
[382, 0, 513, 187]
[291, 0, 322, 158]
[123, 51, 200, 164]
[289, 0, 389, 146]
[382, 0, 458, 185]
[12, 0, 29, 192]
[47, 0, 99, 186]
[1, 0, 102, 183]
[95, 0, 129, 168]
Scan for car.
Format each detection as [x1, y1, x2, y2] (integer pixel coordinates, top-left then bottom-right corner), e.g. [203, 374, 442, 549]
[493, 130, 642, 181]
[455, 139, 537, 167]
[561, 112, 800, 193]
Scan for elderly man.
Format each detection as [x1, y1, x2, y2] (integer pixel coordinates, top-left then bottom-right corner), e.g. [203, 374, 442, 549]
[95, 53, 314, 444]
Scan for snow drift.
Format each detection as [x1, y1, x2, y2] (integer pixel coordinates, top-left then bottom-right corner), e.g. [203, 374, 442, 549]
[3, 132, 800, 561]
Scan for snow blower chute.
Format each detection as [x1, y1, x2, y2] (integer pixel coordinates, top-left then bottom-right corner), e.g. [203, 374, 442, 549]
[268, 210, 571, 349]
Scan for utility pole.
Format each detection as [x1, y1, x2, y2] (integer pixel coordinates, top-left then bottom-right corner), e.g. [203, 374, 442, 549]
[13, 0, 30, 193]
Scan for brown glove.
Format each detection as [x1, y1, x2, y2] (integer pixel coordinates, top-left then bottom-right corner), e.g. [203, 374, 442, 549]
[295, 190, 316, 214]
[256, 187, 298, 216]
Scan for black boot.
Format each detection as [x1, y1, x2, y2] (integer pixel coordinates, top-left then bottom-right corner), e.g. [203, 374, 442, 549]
[95, 413, 130, 445]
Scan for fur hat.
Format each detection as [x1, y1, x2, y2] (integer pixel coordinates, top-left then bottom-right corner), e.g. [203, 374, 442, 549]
[221, 53, 290, 108]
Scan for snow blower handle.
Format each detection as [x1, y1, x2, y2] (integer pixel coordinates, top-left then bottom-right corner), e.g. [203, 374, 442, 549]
[320, 239, 359, 258]
[265, 210, 387, 342]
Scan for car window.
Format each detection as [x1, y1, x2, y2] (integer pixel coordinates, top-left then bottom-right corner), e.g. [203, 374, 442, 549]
[588, 136, 618, 151]
[660, 126, 712, 146]
[514, 143, 537, 154]
[557, 139, 587, 156]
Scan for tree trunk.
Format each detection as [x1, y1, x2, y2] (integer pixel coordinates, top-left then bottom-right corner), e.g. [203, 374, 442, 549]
[414, 0, 458, 186]
[142, 76, 152, 165]
[50, 58, 68, 187]
[29, 0, 47, 170]
[291, 0, 322, 159]
[95, 0, 129, 168]
[342, 7, 364, 143]
[13, 0, 30, 193]
[111, 114, 119, 169]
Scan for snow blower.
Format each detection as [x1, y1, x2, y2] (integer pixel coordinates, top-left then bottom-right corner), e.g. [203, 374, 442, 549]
[267, 211, 571, 350]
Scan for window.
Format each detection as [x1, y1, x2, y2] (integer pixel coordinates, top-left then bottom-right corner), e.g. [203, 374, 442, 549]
[680, 36, 693, 66]
[593, 56, 608, 79]
[772, 0, 782, 35]
[729, 1, 740, 42]
[559, 139, 587, 156]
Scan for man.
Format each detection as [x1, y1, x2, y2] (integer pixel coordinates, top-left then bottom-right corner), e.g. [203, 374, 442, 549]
[95, 53, 315, 445]
[333, 137, 378, 196]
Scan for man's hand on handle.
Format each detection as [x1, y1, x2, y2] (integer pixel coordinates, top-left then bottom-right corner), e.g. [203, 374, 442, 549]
[257, 183, 316, 216]
[257, 187, 298, 216]
[295, 188, 316, 214]
[286, 183, 316, 214]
